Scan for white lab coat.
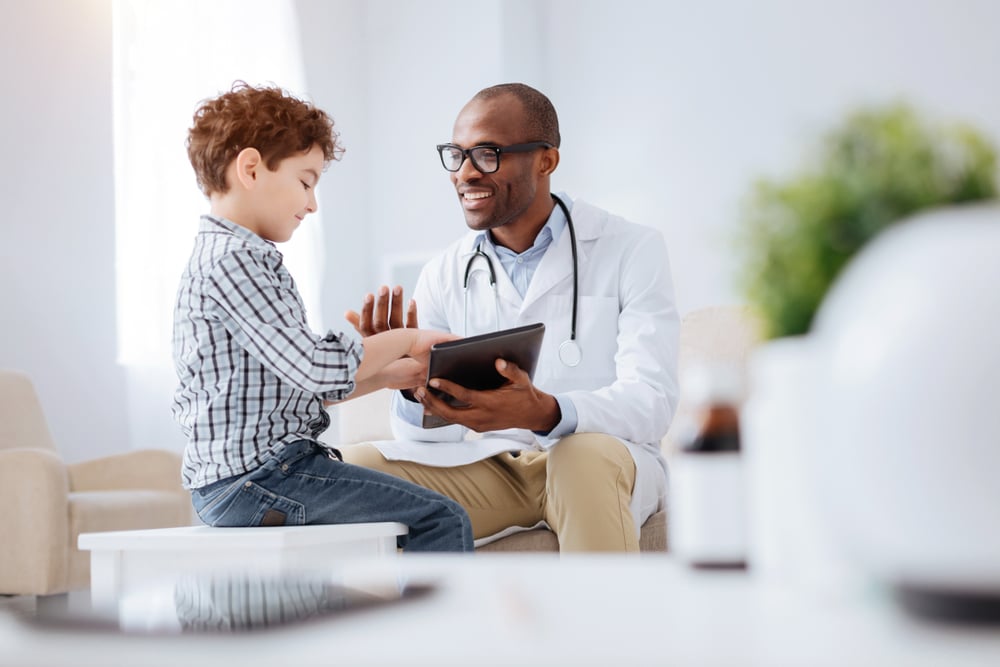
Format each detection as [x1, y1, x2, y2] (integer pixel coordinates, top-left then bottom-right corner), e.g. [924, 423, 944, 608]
[375, 198, 680, 533]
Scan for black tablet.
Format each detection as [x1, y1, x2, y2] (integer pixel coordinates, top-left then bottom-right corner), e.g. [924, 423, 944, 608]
[422, 322, 545, 428]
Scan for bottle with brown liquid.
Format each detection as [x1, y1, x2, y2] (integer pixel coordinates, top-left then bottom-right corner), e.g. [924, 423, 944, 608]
[669, 363, 747, 568]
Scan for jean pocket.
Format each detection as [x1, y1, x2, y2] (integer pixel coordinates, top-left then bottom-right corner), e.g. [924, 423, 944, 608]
[200, 480, 306, 527]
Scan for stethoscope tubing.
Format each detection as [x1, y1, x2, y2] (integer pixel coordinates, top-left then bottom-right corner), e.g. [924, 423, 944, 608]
[462, 194, 581, 366]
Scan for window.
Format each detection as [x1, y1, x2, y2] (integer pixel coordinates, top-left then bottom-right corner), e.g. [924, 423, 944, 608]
[112, 0, 323, 367]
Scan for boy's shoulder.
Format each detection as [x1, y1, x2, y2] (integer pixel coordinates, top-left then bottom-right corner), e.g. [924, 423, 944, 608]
[192, 216, 280, 267]
[181, 219, 284, 298]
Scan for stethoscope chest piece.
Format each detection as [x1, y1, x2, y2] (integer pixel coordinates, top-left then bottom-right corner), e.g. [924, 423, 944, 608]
[558, 339, 582, 367]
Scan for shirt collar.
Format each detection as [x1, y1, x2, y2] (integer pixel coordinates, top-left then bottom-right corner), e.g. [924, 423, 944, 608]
[200, 215, 277, 251]
[474, 192, 570, 255]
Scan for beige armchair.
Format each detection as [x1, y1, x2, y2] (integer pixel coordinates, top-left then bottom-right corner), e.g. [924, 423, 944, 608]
[335, 304, 761, 552]
[0, 370, 193, 595]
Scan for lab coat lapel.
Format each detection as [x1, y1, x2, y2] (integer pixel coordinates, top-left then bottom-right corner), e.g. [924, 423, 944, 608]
[520, 201, 599, 313]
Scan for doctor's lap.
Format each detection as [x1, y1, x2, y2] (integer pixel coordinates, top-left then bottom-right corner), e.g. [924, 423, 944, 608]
[342, 433, 639, 551]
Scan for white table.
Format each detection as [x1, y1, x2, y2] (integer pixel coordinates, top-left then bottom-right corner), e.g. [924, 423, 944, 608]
[77, 523, 406, 612]
[4, 554, 1000, 666]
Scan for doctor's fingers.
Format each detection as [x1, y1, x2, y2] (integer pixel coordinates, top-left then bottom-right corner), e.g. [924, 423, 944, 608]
[494, 359, 530, 385]
[343, 306, 368, 335]
[414, 385, 462, 419]
[425, 377, 479, 406]
[345, 293, 376, 336]
[386, 285, 411, 329]
[372, 286, 393, 332]
[405, 297, 419, 329]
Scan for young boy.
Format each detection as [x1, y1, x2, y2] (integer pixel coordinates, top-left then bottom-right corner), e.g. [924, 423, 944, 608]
[172, 82, 472, 552]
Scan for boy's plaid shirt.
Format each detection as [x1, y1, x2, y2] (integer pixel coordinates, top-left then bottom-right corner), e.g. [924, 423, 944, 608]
[172, 215, 361, 489]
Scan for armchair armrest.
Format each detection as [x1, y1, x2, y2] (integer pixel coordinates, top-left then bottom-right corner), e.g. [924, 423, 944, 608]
[69, 448, 184, 493]
[0, 448, 70, 594]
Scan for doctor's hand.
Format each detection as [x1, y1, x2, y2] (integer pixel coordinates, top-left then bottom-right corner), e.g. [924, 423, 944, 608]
[345, 285, 418, 336]
[416, 359, 562, 433]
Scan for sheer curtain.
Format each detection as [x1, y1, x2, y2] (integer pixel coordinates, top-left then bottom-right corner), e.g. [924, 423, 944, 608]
[112, 0, 324, 451]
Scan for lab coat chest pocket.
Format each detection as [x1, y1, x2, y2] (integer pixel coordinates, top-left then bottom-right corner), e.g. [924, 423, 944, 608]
[536, 294, 618, 388]
[575, 295, 619, 380]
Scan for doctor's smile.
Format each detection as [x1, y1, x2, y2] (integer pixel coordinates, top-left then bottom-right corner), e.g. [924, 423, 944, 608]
[460, 190, 494, 210]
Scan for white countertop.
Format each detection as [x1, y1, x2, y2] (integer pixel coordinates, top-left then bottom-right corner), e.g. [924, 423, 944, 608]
[2, 554, 999, 667]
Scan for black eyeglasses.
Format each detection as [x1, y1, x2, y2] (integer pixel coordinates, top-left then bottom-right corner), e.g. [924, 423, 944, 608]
[436, 141, 553, 174]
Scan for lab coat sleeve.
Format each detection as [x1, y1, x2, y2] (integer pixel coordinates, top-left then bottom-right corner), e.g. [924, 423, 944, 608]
[561, 228, 679, 446]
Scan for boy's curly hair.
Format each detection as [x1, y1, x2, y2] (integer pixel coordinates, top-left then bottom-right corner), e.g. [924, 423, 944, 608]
[187, 81, 342, 196]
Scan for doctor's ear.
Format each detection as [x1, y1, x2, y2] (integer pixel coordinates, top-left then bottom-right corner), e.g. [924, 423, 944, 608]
[539, 147, 560, 176]
[234, 147, 263, 189]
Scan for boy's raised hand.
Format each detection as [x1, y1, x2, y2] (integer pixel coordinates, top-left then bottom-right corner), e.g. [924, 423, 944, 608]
[345, 285, 418, 336]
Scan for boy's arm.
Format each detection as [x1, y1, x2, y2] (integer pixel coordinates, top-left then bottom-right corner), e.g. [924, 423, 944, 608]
[206, 251, 456, 403]
[207, 249, 361, 400]
[330, 357, 424, 404]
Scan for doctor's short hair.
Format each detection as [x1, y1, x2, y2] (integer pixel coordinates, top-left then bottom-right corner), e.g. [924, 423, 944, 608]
[472, 83, 561, 148]
[187, 81, 343, 196]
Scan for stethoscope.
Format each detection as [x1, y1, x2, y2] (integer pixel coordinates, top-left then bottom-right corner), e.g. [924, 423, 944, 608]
[463, 193, 582, 367]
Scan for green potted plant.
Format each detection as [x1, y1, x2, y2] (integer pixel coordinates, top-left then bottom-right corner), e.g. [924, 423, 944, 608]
[734, 103, 997, 586]
[737, 102, 997, 340]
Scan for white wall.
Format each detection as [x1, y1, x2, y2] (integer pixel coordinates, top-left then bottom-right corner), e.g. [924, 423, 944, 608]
[541, 0, 1000, 313]
[0, 0, 129, 462]
[4, 0, 999, 460]
[296, 0, 523, 330]
[294, 0, 1000, 445]
[298, 0, 1000, 326]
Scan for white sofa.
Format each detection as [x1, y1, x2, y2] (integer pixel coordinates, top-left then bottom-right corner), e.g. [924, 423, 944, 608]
[334, 305, 760, 552]
[0, 370, 193, 595]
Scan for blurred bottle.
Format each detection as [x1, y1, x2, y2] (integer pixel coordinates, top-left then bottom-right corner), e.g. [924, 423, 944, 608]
[670, 362, 747, 568]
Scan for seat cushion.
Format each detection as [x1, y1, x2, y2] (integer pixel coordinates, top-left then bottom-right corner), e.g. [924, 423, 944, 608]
[477, 510, 667, 552]
[67, 489, 192, 588]
[478, 528, 560, 552]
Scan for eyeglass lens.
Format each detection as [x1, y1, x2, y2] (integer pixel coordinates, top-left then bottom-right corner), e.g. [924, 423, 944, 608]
[440, 146, 499, 173]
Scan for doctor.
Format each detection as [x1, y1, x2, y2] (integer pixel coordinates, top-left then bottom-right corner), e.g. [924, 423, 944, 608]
[343, 83, 679, 552]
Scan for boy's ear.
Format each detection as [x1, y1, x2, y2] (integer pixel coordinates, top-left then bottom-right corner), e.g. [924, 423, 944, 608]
[234, 147, 263, 190]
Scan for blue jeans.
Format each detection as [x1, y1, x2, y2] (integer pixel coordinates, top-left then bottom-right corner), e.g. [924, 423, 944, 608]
[190, 440, 473, 552]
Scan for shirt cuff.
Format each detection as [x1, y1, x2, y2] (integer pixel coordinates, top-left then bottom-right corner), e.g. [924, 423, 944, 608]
[317, 330, 362, 402]
[537, 394, 578, 438]
[392, 388, 425, 427]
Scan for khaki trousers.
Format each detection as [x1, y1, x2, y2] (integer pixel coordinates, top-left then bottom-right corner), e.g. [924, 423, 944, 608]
[341, 432, 638, 552]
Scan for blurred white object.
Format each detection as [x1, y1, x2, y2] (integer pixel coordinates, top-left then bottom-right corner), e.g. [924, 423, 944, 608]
[811, 203, 1000, 600]
[742, 337, 858, 595]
